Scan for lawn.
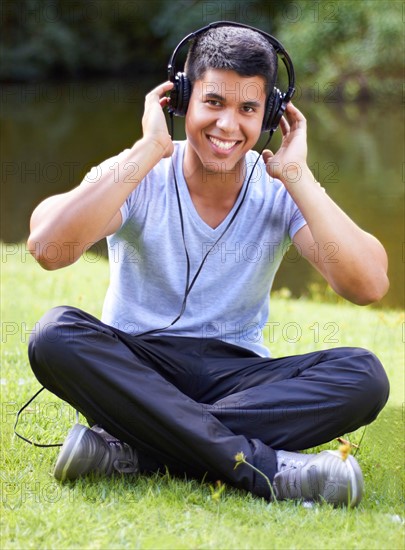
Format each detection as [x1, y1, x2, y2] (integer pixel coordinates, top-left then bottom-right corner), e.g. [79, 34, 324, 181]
[1, 244, 404, 549]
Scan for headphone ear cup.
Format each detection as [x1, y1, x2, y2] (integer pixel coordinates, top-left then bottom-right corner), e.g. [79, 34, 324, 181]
[169, 72, 192, 117]
[262, 87, 284, 132]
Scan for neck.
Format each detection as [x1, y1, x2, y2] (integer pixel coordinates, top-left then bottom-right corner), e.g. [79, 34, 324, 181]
[183, 147, 247, 200]
[181, 144, 250, 228]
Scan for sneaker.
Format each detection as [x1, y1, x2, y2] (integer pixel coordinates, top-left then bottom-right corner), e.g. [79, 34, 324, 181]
[53, 423, 139, 482]
[273, 450, 364, 507]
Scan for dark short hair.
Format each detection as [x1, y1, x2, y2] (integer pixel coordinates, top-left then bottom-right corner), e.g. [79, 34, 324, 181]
[184, 26, 278, 96]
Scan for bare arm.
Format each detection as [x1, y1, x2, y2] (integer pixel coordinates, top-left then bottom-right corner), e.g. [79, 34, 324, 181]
[263, 103, 389, 305]
[28, 81, 174, 270]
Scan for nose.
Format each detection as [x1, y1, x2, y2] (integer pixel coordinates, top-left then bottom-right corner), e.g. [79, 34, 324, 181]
[216, 108, 239, 134]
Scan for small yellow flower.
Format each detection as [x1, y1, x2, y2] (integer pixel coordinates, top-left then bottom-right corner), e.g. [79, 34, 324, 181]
[339, 443, 351, 461]
[233, 450, 278, 503]
[234, 451, 246, 463]
[336, 437, 359, 461]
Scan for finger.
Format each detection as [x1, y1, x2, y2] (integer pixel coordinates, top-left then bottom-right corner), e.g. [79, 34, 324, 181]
[159, 96, 171, 108]
[262, 149, 274, 164]
[279, 115, 289, 135]
[146, 81, 174, 102]
[153, 80, 174, 93]
[284, 102, 307, 127]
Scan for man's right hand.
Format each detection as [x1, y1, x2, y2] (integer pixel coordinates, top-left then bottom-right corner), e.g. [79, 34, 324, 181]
[28, 80, 178, 270]
[142, 81, 175, 159]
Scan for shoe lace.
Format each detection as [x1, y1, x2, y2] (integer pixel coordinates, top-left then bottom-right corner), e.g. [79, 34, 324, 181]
[107, 440, 137, 473]
[279, 457, 305, 472]
[113, 459, 138, 474]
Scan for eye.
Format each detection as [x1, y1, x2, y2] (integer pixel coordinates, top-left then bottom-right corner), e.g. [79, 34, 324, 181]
[205, 99, 222, 107]
[241, 105, 256, 113]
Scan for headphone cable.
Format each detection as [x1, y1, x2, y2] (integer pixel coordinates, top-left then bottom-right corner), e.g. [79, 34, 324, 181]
[14, 127, 273, 446]
[141, 130, 273, 334]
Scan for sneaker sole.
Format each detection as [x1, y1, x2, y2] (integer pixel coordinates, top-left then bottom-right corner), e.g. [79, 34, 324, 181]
[54, 424, 88, 482]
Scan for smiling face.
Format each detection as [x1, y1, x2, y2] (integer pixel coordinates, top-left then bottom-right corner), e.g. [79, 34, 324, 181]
[184, 69, 267, 181]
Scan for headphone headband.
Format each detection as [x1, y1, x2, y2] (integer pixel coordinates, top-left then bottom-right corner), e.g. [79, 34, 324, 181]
[168, 21, 295, 100]
[167, 21, 296, 132]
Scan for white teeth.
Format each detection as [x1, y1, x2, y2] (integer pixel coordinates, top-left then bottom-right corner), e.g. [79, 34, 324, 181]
[209, 137, 237, 150]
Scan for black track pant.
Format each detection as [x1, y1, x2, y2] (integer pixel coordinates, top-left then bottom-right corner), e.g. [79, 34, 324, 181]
[28, 306, 390, 499]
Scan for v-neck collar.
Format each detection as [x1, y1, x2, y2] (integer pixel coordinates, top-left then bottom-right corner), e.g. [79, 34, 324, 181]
[174, 142, 250, 238]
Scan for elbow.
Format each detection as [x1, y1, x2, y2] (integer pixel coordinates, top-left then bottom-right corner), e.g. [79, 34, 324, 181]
[345, 273, 390, 306]
[362, 276, 390, 305]
[27, 235, 56, 270]
[27, 234, 72, 270]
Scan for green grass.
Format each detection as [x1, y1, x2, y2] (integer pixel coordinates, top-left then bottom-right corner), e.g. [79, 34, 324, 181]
[1, 244, 404, 549]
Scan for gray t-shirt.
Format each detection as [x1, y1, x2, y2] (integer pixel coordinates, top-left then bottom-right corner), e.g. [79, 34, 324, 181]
[99, 141, 306, 357]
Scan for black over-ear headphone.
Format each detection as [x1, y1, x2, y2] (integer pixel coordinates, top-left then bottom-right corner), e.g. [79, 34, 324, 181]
[167, 21, 295, 133]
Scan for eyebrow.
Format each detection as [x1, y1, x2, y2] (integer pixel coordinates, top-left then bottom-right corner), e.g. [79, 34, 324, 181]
[203, 92, 262, 108]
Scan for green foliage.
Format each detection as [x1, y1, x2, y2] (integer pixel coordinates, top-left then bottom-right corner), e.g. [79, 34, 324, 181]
[275, 0, 403, 101]
[1, 0, 402, 101]
[0, 0, 169, 80]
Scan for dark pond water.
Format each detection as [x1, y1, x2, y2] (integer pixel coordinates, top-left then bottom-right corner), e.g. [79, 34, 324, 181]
[1, 79, 403, 310]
